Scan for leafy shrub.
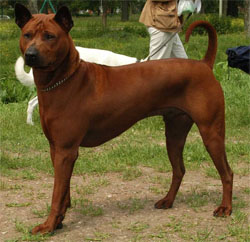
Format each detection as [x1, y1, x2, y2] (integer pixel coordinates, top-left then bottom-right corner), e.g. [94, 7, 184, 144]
[183, 14, 244, 35]
[209, 14, 231, 34]
[184, 14, 232, 35]
[231, 18, 244, 33]
[183, 14, 208, 35]
[0, 75, 35, 104]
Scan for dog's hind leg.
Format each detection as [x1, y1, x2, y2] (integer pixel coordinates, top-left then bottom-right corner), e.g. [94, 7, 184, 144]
[27, 96, 38, 125]
[198, 122, 233, 216]
[155, 111, 193, 209]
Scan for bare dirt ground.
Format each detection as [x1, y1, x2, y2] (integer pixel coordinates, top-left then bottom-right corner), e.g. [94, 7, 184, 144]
[1, 167, 249, 241]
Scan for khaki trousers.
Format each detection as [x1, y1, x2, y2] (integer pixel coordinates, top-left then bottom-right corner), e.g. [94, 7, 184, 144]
[148, 27, 188, 60]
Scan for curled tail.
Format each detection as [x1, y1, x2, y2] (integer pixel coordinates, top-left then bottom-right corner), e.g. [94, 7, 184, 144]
[15, 56, 35, 86]
[185, 20, 217, 69]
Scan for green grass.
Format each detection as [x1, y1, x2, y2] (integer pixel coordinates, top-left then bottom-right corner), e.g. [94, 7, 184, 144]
[117, 197, 148, 214]
[32, 203, 51, 218]
[4, 220, 50, 242]
[73, 198, 104, 217]
[5, 202, 31, 208]
[128, 221, 150, 233]
[84, 231, 111, 241]
[75, 177, 110, 195]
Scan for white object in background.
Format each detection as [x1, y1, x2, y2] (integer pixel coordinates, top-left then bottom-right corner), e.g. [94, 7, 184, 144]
[178, 0, 202, 16]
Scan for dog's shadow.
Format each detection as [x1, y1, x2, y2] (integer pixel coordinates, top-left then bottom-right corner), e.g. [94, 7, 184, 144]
[55, 189, 223, 235]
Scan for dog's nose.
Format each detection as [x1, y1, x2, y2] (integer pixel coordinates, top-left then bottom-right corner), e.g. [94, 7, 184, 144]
[25, 46, 39, 66]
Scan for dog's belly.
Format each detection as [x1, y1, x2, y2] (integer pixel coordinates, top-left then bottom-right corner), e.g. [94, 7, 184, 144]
[80, 114, 148, 147]
[80, 107, 184, 147]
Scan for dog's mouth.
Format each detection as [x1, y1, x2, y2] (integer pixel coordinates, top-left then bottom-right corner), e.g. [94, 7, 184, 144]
[25, 58, 53, 70]
[32, 64, 51, 70]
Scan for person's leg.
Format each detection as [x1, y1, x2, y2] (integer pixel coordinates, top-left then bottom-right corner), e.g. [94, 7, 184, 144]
[170, 34, 188, 59]
[148, 27, 175, 60]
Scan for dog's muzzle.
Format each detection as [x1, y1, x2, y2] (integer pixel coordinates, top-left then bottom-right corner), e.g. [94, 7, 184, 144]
[25, 46, 40, 67]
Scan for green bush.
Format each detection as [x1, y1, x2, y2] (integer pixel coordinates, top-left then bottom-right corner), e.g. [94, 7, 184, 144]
[183, 14, 244, 35]
[0, 75, 35, 104]
[209, 14, 231, 34]
[230, 18, 245, 32]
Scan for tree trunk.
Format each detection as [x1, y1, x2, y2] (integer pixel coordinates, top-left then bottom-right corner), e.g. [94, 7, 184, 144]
[245, 0, 250, 37]
[227, 0, 238, 17]
[121, 1, 129, 22]
[222, 0, 228, 15]
[102, 0, 108, 28]
[28, 0, 38, 14]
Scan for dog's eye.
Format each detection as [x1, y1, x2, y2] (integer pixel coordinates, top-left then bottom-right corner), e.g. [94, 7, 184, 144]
[45, 34, 55, 40]
[24, 33, 31, 39]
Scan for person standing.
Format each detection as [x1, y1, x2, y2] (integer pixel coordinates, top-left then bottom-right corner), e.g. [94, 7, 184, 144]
[139, 0, 187, 60]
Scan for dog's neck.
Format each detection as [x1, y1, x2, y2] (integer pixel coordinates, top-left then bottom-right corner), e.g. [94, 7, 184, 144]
[33, 38, 80, 92]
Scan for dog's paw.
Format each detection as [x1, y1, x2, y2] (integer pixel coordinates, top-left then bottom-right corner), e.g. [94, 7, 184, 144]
[154, 198, 173, 209]
[31, 223, 54, 235]
[31, 221, 64, 235]
[213, 206, 232, 217]
[56, 222, 63, 229]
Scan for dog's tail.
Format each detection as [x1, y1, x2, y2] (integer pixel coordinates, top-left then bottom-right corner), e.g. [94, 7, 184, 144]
[15, 56, 34, 86]
[185, 20, 217, 69]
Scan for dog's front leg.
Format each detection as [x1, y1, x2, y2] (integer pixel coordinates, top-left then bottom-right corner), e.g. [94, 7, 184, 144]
[49, 145, 73, 225]
[31, 147, 78, 234]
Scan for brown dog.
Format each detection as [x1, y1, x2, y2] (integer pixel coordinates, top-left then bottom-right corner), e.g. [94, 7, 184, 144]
[15, 4, 233, 234]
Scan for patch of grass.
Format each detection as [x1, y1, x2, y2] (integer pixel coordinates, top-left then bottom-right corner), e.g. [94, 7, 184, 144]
[0, 181, 24, 191]
[148, 174, 170, 195]
[85, 231, 111, 241]
[243, 187, 250, 195]
[232, 196, 247, 210]
[0, 180, 8, 191]
[149, 229, 171, 240]
[6, 202, 31, 207]
[191, 227, 214, 241]
[226, 141, 250, 165]
[110, 220, 122, 229]
[32, 203, 51, 218]
[73, 198, 103, 217]
[183, 141, 210, 170]
[7, 220, 50, 241]
[0, 153, 17, 177]
[149, 186, 165, 195]
[205, 166, 220, 179]
[149, 175, 171, 186]
[117, 197, 148, 214]
[75, 177, 110, 196]
[226, 210, 249, 241]
[9, 184, 24, 190]
[179, 188, 213, 209]
[164, 217, 184, 232]
[20, 170, 37, 180]
[122, 167, 142, 181]
[128, 221, 150, 233]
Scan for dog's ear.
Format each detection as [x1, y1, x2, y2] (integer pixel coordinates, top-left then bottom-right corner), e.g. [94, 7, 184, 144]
[54, 6, 73, 33]
[15, 3, 32, 28]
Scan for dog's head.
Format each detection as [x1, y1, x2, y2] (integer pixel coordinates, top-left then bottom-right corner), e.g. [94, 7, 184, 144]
[15, 4, 74, 70]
